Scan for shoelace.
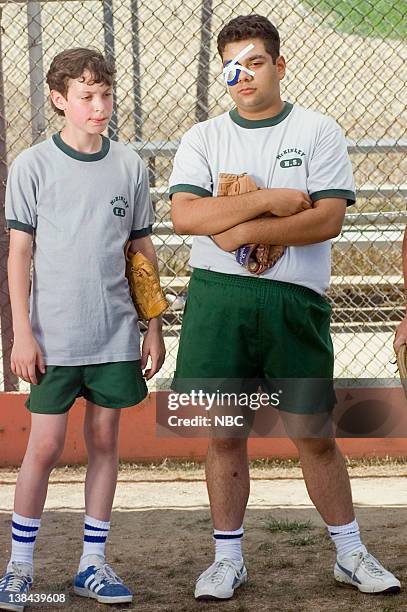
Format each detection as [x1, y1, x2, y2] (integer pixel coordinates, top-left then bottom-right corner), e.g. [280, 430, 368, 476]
[209, 560, 238, 585]
[2, 564, 31, 592]
[353, 551, 385, 578]
[94, 564, 122, 586]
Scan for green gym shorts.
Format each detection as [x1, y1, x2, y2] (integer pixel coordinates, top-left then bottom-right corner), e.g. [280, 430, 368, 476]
[173, 268, 335, 414]
[26, 360, 147, 415]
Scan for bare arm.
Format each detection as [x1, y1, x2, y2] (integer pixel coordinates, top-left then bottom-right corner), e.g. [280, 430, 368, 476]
[394, 226, 407, 350]
[171, 189, 312, 236]
[130, 234, 165, 379]
[212, 198, 347, 251]
[130, 234, 159, 272]
[8, 230, 32, 335]
[8, 229, 45, 384]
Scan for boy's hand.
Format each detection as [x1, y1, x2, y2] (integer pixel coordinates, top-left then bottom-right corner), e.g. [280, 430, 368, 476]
[266, 188, 312, 217]
[11, 333, 45, 384]
[394, 316, 407, 351]
[141, 318, 166, 380]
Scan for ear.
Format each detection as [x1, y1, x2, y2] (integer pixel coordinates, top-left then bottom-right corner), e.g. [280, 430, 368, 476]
[50, 89, 68, 112]
[276, 56, 286, 80]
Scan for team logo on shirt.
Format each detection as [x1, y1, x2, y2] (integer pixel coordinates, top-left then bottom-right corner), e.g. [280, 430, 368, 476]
[110, 195, 128, 217]
[276, 147, 305, 169]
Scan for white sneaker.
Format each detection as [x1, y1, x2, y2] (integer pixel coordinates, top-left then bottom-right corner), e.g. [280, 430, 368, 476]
[334, 546, 401, 594]
[194, 558, 247, 601]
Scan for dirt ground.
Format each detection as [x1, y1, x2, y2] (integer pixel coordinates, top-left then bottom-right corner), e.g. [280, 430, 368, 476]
[1, 460, 407, 612]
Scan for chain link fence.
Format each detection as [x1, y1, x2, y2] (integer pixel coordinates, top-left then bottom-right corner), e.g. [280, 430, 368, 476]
[0, 0, 406, 390]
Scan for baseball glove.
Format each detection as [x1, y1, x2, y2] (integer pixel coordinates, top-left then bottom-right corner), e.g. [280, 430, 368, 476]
[125, 244, 169, 321]
[214, 172, 285, 274]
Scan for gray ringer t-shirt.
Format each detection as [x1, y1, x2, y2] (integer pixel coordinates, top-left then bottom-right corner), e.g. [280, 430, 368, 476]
[5, 134, 154, 365]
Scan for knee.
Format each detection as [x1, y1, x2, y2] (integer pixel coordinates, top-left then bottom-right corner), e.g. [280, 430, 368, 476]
[31, 438, 64, 470]
[292, 437, 337, 460]
[209, 437, 247, 455]
[86, 425, 118, 455]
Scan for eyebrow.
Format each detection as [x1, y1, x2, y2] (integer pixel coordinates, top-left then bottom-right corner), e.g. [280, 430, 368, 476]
[79, 86, 112, 93]
[245, 54, 266, 62]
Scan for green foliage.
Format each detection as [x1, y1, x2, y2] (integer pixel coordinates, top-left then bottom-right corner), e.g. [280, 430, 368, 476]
[265, 518, 312, 532]
[303, 0, 406, 39]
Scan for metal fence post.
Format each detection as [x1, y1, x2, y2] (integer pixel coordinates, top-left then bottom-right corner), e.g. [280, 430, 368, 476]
[27, 1, 46, 145]
[0, 7, 18, 391]
[131, 0, 142, 142]
[103, 0, 118, 140]
[195, 0, 212, 123]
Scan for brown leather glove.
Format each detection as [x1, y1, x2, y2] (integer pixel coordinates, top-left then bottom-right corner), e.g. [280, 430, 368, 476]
[125, 244, 169, 321]
[214, 172, 285, 274]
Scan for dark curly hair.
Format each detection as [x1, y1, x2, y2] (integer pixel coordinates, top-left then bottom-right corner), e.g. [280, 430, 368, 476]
[217, 15, 280, 63]
[46, 48, 115, 116]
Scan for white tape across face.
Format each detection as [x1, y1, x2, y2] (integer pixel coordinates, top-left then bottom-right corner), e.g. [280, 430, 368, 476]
[223, 43, 256, 86]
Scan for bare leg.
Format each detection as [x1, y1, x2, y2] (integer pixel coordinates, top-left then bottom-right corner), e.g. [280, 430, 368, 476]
[205, 438, 249, 530]
[83, 402, 121, 521]
[14, 413, 68, 518]
[293, 437, 354, 525]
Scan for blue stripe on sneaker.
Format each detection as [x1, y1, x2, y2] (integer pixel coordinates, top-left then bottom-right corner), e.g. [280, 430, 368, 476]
[213, 533, 243, 540]
[84, 535, 107, 543]
[12, 534, 37, 543]
[336, 561, 362, 584]
[12, 521, 38, 532]
[84, 523, 108, 532]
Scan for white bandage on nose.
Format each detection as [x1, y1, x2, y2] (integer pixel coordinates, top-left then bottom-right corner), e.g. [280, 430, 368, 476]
[223, 43, 256, 86]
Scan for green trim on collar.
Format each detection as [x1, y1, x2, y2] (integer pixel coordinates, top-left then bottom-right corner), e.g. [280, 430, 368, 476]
[229, 102, 293, 129]
[169, 184, 212, 199]
[7, 220, 34, 235]
[311, 189, 356, 207]
[52, 132, 110, 161]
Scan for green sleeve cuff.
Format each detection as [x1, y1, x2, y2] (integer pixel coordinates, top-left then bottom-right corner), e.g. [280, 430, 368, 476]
[169, 184, 212, 199]
[6, 220, 34, 235]
[310, 189, 356, 207]
[130, 225, 153, 239]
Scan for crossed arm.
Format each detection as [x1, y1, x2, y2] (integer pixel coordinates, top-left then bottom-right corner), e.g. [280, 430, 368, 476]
[171, 188, 312, 236]
[171, 188, 347, 249]
[212, 197, 347, 250]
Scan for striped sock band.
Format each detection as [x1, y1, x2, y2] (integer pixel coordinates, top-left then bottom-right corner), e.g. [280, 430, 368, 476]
[214, 525, 244, 563]
[327, 518, 362, 558]
[10, 512, 41, 567]
[81, 515, 110, 564]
